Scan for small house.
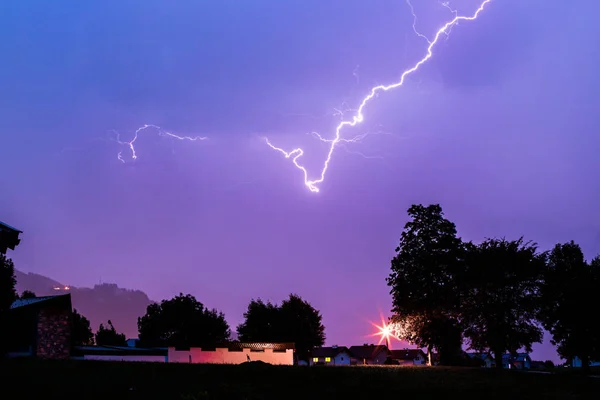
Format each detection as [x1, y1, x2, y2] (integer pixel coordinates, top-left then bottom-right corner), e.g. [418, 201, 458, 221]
[310, 345, 352, 366]
[390, 349, 427, 366]
[502, 353, 531, 369]
[349, 344, 389, 365]
[570, 356, 600, 368]
[7, 294, 72, 359]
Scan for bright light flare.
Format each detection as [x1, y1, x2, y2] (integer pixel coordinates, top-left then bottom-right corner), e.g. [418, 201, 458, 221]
[370, 316, 401, 348]
[265, 0, 493, 192]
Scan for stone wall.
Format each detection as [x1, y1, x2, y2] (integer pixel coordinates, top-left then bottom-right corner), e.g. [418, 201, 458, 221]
[36, 307, 71, 359]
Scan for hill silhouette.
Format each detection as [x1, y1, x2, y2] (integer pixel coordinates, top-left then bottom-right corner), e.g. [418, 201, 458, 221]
[15, 270, 151, 339]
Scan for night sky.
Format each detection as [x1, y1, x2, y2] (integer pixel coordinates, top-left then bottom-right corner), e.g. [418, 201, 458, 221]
[2, 0, 599, 362]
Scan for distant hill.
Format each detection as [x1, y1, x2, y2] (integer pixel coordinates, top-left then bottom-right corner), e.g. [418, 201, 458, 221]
[14, 270, 152, 339]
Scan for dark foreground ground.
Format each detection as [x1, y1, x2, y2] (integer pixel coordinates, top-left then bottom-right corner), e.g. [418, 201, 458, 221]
[5, 358, 600, 400]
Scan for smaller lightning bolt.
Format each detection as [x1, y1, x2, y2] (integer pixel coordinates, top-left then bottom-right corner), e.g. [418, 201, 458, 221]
[406, 0, 432, 45]
[310, 129, 394, 160]
[114, 124, 208, 163]
[352, 65, 360, 84]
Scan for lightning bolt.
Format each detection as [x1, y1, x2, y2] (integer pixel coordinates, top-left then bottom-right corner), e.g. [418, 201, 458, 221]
[265, 0, 492, 193]
[114, 124, 208, 163]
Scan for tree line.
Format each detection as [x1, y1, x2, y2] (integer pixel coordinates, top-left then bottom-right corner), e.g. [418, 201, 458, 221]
[387, 204, 600, 370]
[3, 204, 599, 368]
[0, 256, 325, 361]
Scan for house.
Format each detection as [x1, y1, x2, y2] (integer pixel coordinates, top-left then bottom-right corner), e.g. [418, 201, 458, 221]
[349, 344, 389, 365]
[390, 349, 427, 366]
[7, 294, 72, 359]
[310, 345, 352, 366]
[466, 352, 495, 368]
[513, 353, 532, 369]
[570, 356, 600, 368]
[502, 353, 531, 369]
[168, 342, 295, 365]
[0, 220, 22, 254]
[72, 345, 167, 362]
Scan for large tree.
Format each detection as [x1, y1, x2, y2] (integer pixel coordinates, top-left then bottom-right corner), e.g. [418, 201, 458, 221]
[461, 238, 545, 368]
[539, 242, 600, 372]
[71, 308, 94, 346]
[237, 294, 325, 362]
[0, 254, 17, 312]
[0, 254, 17, 356]
[387, 204, 465, 365]
[279, 294, 326, 360]
[95, 320, 126, 346]
[138, 293, 230, 348]
[236, 299, 280, 342]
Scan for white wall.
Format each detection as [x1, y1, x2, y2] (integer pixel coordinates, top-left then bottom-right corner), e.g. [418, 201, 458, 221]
[334, 352, 351, 365]
[168, 347, 293, 365]
[83, 355, 167, 362]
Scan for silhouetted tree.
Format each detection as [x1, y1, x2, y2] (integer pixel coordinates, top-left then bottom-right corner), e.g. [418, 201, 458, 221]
[71, 308, 94, 346]
[279, 294, 326, 361]
[461, 238, 545, 369]
[237, 299, 280, 342]
[20, 290, 36, 299]
[0, 254, 17, 312]
[539, 242, 600, 373]
[137, 293, 230, 348]
[387, 204, 465, 365]
[237, 294, 325, 362]
[95, 320, 126, 346]
[0, 254, 17, 356]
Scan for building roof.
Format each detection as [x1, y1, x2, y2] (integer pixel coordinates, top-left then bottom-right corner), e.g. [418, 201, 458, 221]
[390, 349, 426, 361]
[312, 346, 351, 358]
[10, 294, 71, 311]
[226, 342, 295, 352]
[349, 345, 389, 360]
[0, 220, 22, 253]
[0, 221, 21, 233]
[73, 345, 167, 356]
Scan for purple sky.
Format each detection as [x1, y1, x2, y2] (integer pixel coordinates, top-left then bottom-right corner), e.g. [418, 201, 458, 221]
[2, 0, 599, 362]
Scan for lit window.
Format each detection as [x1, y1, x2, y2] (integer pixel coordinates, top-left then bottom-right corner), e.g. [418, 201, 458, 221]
[312, 357, 318, 362]
[325, 357, 331, 362]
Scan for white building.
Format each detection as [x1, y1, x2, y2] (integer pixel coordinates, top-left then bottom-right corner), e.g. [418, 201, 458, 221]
[390, 349, 427, 366]
[571, 356, 600, 368]
[310, 346, 352, 366]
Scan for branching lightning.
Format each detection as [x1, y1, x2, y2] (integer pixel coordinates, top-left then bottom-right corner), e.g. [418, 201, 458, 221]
[265, 0, 492, 192]
[114, 124, 208, 163]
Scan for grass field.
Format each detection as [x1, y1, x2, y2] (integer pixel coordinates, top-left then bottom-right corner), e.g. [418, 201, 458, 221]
[5, 359, 600, 399]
